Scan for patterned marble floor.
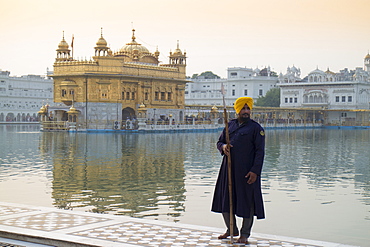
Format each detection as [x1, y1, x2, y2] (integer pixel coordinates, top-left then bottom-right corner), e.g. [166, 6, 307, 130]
[0, 202, 358, 247]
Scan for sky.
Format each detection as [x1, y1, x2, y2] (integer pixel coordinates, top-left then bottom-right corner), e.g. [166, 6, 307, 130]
[1, 0, 370, 79]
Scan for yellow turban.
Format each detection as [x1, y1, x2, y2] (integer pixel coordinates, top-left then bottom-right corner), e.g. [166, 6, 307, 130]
[234, 97, 253, 114]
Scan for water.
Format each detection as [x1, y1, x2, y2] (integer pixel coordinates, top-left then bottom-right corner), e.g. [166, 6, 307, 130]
[0, 125, 369, 246]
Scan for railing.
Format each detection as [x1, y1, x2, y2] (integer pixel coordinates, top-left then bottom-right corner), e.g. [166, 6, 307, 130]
[41, 121, 68, 131]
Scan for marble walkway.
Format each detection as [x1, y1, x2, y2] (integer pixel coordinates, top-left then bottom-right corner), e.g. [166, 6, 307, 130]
[0, 202, 357, 247]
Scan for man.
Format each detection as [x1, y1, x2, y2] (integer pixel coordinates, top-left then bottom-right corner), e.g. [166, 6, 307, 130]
[211, 97, 265, 244]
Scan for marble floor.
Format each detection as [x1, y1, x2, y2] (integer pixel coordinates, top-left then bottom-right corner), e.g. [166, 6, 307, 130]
[0, 202, 357, 247]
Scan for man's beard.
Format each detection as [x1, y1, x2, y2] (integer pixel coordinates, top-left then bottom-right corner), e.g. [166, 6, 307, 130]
[238, 113, 250, 122]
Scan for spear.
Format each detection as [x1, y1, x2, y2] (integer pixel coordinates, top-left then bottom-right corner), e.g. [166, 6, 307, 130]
[221, 83, 234, 244]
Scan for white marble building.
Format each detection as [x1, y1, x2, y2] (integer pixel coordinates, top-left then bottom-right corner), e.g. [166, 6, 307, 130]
[0, 70, 53, 122]
[278, 54, 370, 124]
[185, 67, 278, 106]
[279, 66, 370, 110]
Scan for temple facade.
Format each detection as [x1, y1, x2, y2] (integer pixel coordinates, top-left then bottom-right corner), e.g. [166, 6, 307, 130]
[49, 29, 188, 129]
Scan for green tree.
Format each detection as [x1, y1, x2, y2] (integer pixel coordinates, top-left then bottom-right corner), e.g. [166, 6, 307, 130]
[192, 71, 220, 79]
[255, 87, 280, 107]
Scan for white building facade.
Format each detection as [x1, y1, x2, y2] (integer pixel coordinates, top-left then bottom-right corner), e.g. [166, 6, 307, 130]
[0, 70, 53, 122]
[185, 67, 278, 106]
[278, 54, 370, 124]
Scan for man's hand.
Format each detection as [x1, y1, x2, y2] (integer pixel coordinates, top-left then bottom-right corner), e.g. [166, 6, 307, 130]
[245, 171, 257, 184]
[222, 144, 233, 156]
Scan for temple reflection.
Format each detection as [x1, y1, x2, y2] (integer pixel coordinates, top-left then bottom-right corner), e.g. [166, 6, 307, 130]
[39, 132, 186, 221]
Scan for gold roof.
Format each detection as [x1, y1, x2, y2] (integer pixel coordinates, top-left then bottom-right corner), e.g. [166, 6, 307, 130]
[38, 105, 47, 114]
[120, 29, 149, 54]
[365, 53, 370, 59]
[67, 105, 79, 114]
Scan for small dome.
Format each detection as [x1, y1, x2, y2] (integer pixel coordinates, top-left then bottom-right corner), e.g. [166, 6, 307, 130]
[96, 36, 107, 47]
[291, 65, 298, 73]
[211, 105, 218, 113]
[58, 38, 69, 49]
[96, 28, 108, 47]
[365, 53, 370, 59]
[38, 105, 47, 114]
[67, 105, 79, 114]
[173, 40, 183, 55]
[309, 67, 325, 75]
[325, 68, 335, 75]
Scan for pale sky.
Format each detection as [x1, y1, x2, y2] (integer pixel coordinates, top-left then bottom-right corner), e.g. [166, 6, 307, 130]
[1, 0, 370, 78]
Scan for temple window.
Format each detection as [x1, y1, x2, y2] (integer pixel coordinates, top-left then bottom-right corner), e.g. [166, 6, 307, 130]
[161, 92, 166, 101]
[131, 92, 135, 100]
[126, 92, 130, 100]
[155, 92, 159, 101]
[61, 89, 67, 97]
[167, 92, 172, 101]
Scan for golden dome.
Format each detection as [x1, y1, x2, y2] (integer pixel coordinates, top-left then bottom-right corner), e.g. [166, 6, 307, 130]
[120, 29, 150, 54]
[139, 103, 146, 108]
[365, 53, 370, 59]
[67, 105, 79, 114]
[96, 36, 107, 47]
[58, 38, 69, 49]
[211, 105, 219, 113]
[58, 32, 69, 50]
[96, 28, 108, 47]
[173, 41, 183, 55]
[38, 105, 47, 114]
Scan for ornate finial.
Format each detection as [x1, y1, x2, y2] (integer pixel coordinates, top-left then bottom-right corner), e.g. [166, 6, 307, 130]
[177, 40, 179, 49]
[62, 31, 65, 40]
[132, 29, 136, 41]
[101, 27, 103, 37]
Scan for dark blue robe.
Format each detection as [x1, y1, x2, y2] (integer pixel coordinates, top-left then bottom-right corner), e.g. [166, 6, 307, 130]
[211, 118, 265, 219]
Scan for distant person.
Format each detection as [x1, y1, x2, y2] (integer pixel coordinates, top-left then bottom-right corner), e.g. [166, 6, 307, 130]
[212, 97, 265, 244]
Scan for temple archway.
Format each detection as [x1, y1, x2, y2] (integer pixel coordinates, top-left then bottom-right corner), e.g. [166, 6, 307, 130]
[122, 107, 135, 120]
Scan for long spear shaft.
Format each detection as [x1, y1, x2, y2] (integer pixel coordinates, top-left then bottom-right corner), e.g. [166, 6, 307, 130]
[221, 84, 234, 244]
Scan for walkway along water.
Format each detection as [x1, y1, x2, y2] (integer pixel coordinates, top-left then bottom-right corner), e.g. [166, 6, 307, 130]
[0, 202, 358, 247]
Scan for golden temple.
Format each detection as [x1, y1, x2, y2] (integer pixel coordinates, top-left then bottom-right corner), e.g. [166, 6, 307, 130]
[49, 29, 188, 129]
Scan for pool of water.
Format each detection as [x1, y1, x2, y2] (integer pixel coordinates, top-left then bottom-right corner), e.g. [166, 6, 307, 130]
[0, 125, 369, 246]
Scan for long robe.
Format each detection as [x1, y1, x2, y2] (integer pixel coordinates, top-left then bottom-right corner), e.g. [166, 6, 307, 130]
[211, 118, 265, 219]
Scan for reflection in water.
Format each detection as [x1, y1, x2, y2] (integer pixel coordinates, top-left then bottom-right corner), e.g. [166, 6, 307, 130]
[40, 133, 186, 220]
[263, 129, 370, 206]
[1, 125, 370, 245]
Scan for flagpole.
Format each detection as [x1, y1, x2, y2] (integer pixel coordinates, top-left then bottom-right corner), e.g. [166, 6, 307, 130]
[71, 35, 74, 59]
[221, 83, 234, 244]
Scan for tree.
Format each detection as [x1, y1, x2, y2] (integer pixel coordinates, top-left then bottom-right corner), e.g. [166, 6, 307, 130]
[192, 71, 220, 79]
[255, 87, 280, 107]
